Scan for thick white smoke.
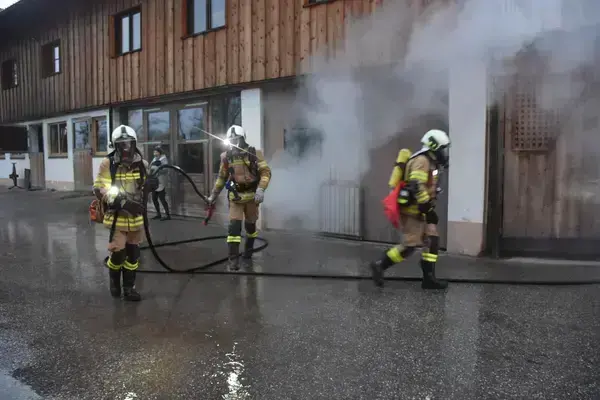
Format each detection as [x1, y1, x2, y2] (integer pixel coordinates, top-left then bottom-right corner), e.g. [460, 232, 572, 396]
[265, 0, 600, 231]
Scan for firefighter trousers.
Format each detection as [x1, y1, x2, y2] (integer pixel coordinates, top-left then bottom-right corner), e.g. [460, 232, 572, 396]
[386, 214, 439, 265]
[227, 201, 260, 245]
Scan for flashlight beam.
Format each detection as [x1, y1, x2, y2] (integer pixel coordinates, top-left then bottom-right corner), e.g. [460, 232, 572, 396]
[197, 127, 253, 155]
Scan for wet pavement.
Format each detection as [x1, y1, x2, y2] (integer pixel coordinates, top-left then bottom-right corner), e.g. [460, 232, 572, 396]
[0, 189, 599, 400]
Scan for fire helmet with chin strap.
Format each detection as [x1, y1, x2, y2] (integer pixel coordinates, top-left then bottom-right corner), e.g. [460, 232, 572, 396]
[420, 129, 450, 168]
[225, 125, 247, 148]
[110, 125, 138, 162]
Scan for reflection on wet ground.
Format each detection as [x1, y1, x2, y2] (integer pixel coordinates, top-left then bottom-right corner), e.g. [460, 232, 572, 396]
[0, 190, 599, 400]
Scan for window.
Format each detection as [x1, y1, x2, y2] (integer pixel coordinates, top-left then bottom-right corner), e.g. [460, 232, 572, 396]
[92, 117, 108, 155]
[49, 122, 68, 157]
[1, 59, 18, 90]
[186, 0, 225, 36]
[210, 93, 241, 176]
[42, 41, 61, 77]
[114, 7, 142, 56]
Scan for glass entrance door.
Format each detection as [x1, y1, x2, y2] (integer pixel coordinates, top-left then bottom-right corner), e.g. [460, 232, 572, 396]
[173, 103, 210, 216]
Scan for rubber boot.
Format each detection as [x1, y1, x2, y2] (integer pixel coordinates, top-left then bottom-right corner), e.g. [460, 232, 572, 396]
[420, 260, 448, 290]
[109, 269, 121, 297]
[228, 242, 240, 271]
[122, 269, 142, 301]
[242, 238, 255, 259]
[369, 255, 394, 288]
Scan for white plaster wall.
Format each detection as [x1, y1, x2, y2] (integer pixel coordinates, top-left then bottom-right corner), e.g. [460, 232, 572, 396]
[17, 109, 111, 190]
[241, 88, 265, 228]
[447, 61, 487, 225]
[241, 88, 264, 150]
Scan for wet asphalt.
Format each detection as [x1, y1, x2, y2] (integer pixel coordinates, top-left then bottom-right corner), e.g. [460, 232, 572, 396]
[0, 189, 599, 400]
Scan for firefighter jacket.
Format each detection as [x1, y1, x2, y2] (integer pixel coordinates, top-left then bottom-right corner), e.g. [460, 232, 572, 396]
[402, 152, 439, 217]
[93, 152, 149, 231]
[213, 146, 271, 203]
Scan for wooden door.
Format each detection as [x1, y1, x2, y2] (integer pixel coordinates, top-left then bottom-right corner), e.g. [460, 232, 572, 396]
[72, 119, 94, 191]
[27, 124, 45, 188]
[174, 104, 210, 217]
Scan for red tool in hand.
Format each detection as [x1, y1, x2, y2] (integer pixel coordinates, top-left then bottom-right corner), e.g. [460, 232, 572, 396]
[204, 202, 215, 225]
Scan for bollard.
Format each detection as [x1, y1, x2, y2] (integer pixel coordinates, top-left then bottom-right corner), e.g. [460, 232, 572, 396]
[8, 162, 23, 190]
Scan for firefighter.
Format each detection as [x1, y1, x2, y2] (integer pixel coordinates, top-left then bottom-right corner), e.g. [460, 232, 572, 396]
[370, 129, 450, 290]
[93, 125, 157, 301]
[207, 125, 272, 271]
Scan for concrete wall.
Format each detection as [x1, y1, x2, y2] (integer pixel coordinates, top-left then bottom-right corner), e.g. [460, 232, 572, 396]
[446, 60, 488, 256]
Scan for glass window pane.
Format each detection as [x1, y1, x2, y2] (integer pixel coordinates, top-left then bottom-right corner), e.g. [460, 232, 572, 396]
[54, 59, 60, 73]
[121, 15, 130, 53]
[50, 125, 59, 154]
[211, 0, 225, 29]
[74, 121, 90, 149]
[210, 94, 241, 174]
[148, 111, 170, 142]
[95, 118, 108, 153]
[59, 123, 68, 153]
[178, 107, 206, 140]
[178, 143, 205, 174]
[193, 0, 207, 33]
[132, 12, 141, 50]
[128, 109, 144, 140]
[53, 45, 59, 59]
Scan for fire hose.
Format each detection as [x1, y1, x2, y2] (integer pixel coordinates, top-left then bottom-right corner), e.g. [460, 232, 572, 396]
[98, 163, 600, 285]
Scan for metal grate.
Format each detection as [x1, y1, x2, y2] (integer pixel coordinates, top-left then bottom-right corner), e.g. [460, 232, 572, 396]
[511, 77, 560, 152]
[319, 181, 363, 239]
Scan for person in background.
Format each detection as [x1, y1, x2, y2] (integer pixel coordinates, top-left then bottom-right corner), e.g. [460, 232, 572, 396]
[149, 146, 171, 221]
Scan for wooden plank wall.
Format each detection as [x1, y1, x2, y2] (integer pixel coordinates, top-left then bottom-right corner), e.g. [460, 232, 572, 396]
[501, 77, 600, 240]
[0, 0, 395, 124]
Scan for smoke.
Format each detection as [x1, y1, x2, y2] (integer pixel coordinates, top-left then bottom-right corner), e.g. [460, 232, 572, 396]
[265, 0, 600, 231]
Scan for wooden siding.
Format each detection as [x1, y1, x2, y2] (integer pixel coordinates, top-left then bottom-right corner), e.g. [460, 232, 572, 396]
[0, 0, 396, 123]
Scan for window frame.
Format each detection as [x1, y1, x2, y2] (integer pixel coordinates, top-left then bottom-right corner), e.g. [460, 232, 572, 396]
[304, 0, 337, 7]
[1, 59, 18, 90]
[113, 6, 142, 57]
[48, 121, 69, 158]
[184, 0, 226, 38]
[41, 40, 62, 78]
[91, 116, 109, 157]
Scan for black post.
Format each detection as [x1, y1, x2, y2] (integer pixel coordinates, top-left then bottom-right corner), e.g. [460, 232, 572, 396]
[8, 162, 23, 190]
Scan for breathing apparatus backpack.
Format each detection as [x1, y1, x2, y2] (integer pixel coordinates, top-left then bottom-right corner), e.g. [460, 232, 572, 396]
[224, 146, 259, 191]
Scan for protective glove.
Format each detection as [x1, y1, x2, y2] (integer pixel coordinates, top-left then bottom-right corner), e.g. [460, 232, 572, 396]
[207, 193, 217, 205]
[119, 198, 146, 215]
[425, 209, 439, 225]
[254, 188, 265, 204]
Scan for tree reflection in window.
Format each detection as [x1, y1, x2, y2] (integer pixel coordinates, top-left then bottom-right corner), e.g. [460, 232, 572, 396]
[74, 120, 90, 149]
[210, 94, 241, 174]
[148, 111, 170, 142]
[178, 107, 206, 140]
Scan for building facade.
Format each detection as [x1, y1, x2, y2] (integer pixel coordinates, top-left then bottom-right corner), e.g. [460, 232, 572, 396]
[1, 0, 599, 259]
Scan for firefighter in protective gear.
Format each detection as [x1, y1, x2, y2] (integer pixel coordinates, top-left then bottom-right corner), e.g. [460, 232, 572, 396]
[370, 129, 450, 290]
[207, 125, 271, 271]
[93, 125, 156, 301]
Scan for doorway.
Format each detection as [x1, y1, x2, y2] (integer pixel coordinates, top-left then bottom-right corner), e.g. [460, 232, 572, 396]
[72, 119, 94, 191]
[28, 124, 45, 189]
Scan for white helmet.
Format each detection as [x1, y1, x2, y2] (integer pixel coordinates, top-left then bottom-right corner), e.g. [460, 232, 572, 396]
[421, 129, 450, 168]
[111, 125, 138, 161]
[111, 124, 138, 144]
[224, 125, 247, 148]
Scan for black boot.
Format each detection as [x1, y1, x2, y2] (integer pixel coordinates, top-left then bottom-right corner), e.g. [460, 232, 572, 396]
[420, 260, 448, 290]
[369, 255, 394, 288]
[227, 242, 240, 271]
[122, 269, 142, 301]
[152, 214, 162, 220]
[109, 268, 122, 297]
[242, 238, 255, 259]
